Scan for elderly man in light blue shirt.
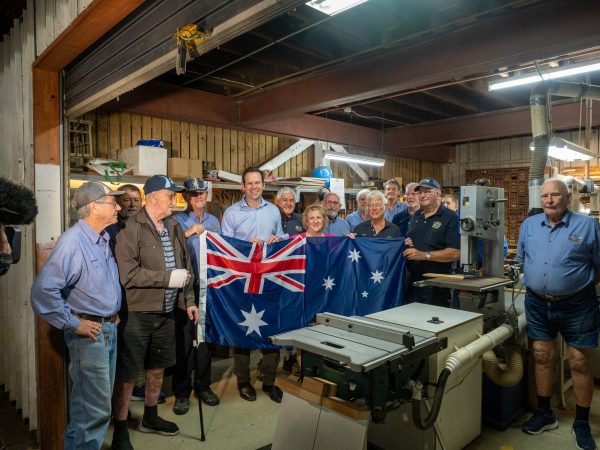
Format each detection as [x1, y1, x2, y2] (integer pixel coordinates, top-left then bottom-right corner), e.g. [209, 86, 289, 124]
[221, 167, 287, 405]
[346, 188, 370, 230]
[322, 192, 351, 236]
[31, 181, 123, 450]
[517, 178, 600, 450]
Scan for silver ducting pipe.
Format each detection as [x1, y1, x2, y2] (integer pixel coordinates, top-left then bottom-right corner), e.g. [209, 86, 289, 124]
[482, 345, 523, 387]
[529, 81, 600, 211]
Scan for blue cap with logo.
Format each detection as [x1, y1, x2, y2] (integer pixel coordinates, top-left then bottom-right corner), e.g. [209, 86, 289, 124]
[415, 178, 441, 191]
[143, 175, 184, 195]
[183, 178, 209, 192]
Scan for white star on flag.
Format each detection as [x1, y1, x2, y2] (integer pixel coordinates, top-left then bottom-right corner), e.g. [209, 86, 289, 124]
[361, 291, 369, 298]
[238, 304, 268, 336]
[348, 249, 362, 262]
[370, 270, 385, 284]
[323, 276, 336, 290]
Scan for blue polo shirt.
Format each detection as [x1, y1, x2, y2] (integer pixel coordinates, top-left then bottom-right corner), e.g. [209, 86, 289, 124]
[346, 210, 369, 229]
[324, 216, 351, 236]
[516, 210, 600, 296]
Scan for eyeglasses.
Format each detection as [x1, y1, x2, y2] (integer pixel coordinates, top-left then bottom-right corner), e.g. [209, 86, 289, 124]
[95, 201, 118, 209]
[189, 191, 207, 197]
[324, 200, 340, 205]
[367, 203, 383, 209]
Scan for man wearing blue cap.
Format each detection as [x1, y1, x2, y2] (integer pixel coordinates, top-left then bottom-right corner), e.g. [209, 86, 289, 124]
[403, 178, 460, 306]
[112, 175, 198, 449]
[31, 181, 123, 450]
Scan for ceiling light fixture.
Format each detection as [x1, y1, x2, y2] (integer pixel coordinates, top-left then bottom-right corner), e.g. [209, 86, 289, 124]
[529, 137, 596, 162]
[306, 0, 369, 16]
[323, 151, 385, 167]
[489, 60, 600, 91]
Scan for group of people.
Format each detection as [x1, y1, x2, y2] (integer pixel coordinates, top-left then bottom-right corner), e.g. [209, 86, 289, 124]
[27, 165, 599, 450]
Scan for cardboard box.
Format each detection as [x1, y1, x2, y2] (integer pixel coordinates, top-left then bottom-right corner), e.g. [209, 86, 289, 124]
[167, 158, 202, 179]
[118, 145, 167, 176]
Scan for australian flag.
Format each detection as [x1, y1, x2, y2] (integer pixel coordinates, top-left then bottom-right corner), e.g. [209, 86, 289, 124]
[199, 232, 406, 349]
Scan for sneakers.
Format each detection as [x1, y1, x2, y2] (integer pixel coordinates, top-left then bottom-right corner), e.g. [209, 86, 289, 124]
[522, 409, 559, 435]
[130, 384, 166, 404]
[172, 398, 190, 415]
[572, 419, 597, 450]
[139, 405, 179, 436]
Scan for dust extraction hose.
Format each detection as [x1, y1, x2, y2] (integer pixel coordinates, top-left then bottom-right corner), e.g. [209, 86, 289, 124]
[482, 345, 523, 387]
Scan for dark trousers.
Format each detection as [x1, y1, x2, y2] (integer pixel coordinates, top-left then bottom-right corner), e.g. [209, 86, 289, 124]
[234, 348, 280, 386]
[405, 271, 451, 307]
[172, 307, 212, 399]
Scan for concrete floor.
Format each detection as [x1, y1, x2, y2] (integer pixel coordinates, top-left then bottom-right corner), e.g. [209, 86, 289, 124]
[100, 352, 600, 450]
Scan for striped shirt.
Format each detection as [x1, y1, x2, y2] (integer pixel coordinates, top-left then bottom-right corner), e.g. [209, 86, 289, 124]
[158, 226, 178, 312]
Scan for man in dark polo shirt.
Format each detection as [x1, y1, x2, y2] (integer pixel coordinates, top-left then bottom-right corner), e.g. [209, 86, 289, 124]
[352, 190, 401, 238]
[403, 178, 460, 306]
[275, 187, 304, 235]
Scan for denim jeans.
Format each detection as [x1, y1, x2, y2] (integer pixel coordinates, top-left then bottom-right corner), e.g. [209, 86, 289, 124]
[63, 322, 117, 450]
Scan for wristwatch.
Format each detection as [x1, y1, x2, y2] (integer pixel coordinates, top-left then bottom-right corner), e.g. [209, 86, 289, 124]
[425, 251, 431, 261]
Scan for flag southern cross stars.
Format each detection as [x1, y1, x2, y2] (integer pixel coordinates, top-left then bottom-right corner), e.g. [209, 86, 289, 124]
[199, 232, 406, 349]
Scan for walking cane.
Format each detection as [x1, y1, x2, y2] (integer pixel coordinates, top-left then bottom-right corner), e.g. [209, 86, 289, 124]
[193, 321, 206, 442]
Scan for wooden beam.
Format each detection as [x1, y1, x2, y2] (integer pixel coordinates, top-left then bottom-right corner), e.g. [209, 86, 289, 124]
[33, 69, 60, 165]
[383, 101, 600, 149]
[238, 0, 600, 124]
[33, 0, 144, 70]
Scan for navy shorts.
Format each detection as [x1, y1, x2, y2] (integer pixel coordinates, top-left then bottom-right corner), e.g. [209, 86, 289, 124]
[525, 285, 600, 349]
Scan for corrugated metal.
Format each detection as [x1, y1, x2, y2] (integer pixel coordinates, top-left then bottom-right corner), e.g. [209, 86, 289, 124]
[64, 0, 307, 117]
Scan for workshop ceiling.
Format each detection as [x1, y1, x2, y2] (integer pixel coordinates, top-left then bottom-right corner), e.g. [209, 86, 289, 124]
[152, 0, 600, 134]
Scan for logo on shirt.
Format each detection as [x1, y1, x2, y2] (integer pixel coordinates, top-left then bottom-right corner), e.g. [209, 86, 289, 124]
[568, 234, 583, 243]
[431, 221, 442, 230]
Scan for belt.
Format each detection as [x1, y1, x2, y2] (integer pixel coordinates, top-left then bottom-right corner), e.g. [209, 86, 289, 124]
[76, 313, 118, 323]
[532, 284, 594, 302]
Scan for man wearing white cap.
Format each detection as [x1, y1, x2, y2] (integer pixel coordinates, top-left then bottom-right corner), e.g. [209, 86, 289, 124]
[31, 181, 124, 450]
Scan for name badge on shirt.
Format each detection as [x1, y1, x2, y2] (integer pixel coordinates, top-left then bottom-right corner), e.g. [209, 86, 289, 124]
[432, 221, 442, 230]
[568, 234, 583, 243]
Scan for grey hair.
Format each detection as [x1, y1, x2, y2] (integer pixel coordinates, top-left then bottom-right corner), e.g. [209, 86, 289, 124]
[356, 189, 371, 200]
[384, 179, 401, 190]
[367, 190, 388, 206]
[77, 204, 91, 219]
[276, 186, 295, 202]
[542, 178, 569, 196]
[323, 191, 340, 202]
[405, 182, 418, 194]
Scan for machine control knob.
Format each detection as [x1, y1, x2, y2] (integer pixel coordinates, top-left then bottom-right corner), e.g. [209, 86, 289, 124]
[460, 217, 474, 232]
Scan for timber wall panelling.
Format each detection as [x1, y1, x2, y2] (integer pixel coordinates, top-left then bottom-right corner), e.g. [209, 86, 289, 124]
[87, 110, 443, 188]
[0, 0, 94, 435]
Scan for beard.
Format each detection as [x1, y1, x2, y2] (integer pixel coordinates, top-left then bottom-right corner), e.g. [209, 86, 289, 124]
[326, 209, 338, 220]
[119, 209, 138, 219]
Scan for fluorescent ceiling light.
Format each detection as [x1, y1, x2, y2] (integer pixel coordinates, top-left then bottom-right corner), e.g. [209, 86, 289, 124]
[529, 137, 596, 162]
[324, 151, 385, 166]
[489, 61, 600, 91]
[306, 0, 369, 16]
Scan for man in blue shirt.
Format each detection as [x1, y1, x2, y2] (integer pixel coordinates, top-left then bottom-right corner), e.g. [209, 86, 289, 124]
[346, 189, 370, 229]
[517, 179, 600, 450]
[384, 178, 408, 221]
[322, 192, 351, 236]
[171, 178, 221, 414]
[30, 181, 124, 450]
[222, 167, 287, 404]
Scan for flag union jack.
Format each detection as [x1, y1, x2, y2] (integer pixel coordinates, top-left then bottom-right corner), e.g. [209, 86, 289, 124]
[206, 232, 306, 294]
